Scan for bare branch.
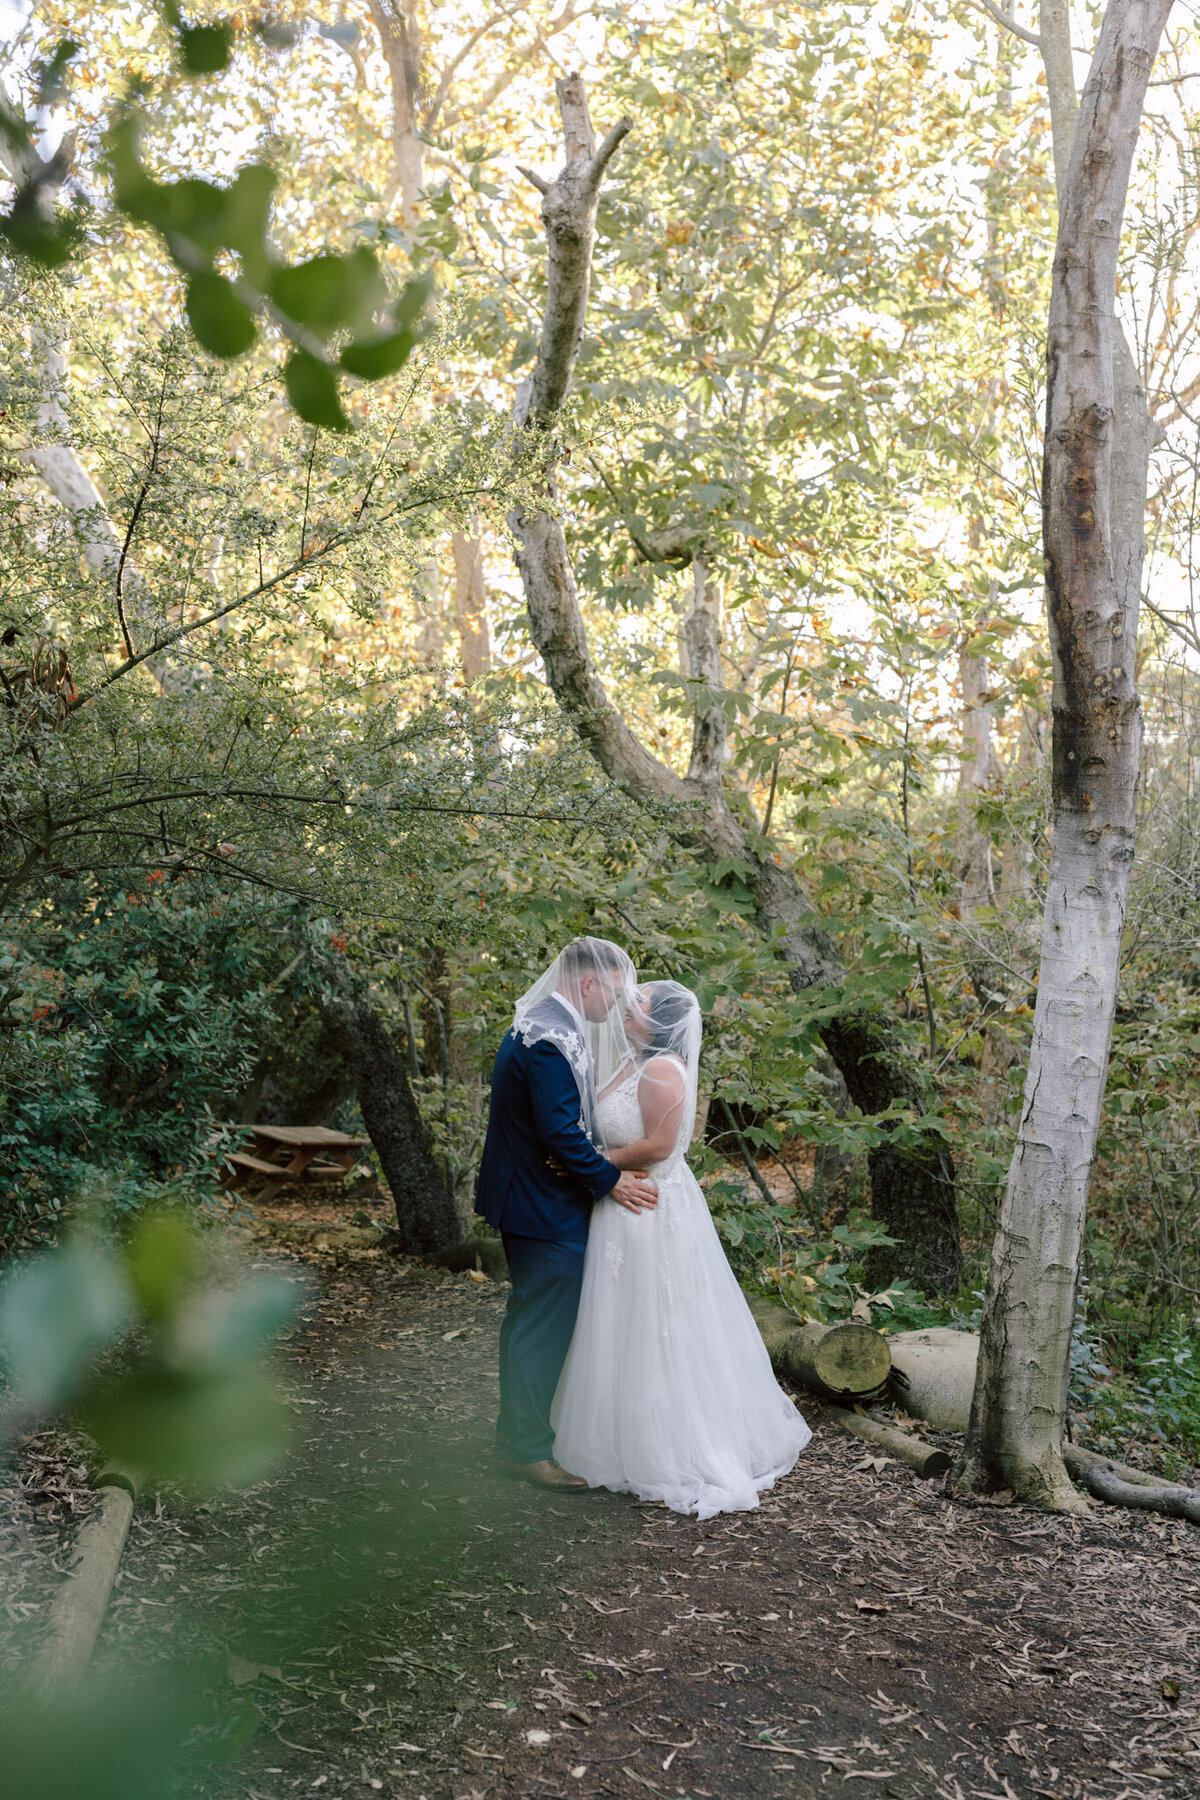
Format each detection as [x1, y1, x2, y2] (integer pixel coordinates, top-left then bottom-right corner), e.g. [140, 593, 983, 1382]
[959, 0, 1042, 49]
[593, 116, 632, 180]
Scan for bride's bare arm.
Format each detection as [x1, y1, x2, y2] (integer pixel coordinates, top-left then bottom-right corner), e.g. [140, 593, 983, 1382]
[606, 1057, 687, 1169]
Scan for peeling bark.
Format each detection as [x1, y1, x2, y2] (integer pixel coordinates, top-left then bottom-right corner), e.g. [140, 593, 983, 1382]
[507, 78, 961, 1295]
[956, 0, 1174, 1512]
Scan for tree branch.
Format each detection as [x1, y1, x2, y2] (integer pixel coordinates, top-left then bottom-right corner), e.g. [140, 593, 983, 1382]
[960, 0, 1042, 50]
[504, 74, 963, 1294]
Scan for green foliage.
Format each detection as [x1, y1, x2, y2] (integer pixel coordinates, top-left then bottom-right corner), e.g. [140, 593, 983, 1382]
[0, 1207, 300, 1489]
[0, 879, 303, 1247]
[1, 29, 430, 426]
[1085, 1321, 1200, 1473]
[706, 1182, 942, 1330]
[0, 1666, 205, 1800]
[105, 112, 429, 425]
[160, 4, 234, 77]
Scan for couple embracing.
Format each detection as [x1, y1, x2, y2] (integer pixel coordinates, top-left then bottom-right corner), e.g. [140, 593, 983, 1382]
[475, 937, 811, 1519]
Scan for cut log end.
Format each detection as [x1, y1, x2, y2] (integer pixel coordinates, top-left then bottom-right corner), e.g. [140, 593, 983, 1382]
[750, 1301, 890, 1402]
[810, 1321, 892, 1397]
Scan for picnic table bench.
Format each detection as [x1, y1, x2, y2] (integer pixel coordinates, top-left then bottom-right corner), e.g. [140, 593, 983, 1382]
[223, 1124, 371, 1204]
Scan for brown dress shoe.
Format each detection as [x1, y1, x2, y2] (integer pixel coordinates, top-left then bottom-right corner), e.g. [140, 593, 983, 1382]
[503, 1458, 589, 1491]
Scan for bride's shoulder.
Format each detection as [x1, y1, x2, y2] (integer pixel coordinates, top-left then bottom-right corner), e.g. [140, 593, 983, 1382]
[639, 1053, 686, 1086]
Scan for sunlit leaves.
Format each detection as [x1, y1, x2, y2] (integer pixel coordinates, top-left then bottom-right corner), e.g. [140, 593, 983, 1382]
[105, 115, 271, 264]
[0, 166, 86, 267]
[340, 275, 431, 378]
[103, 114, 428, 425]
[0, 40, 86, 268]
[1, 27, 427, 427]
[36, 36, 80, 105]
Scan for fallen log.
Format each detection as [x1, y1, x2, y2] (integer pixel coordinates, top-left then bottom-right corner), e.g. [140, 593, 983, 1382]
[750, 1300, 890, 1402]
[826, 1406, 952, 1480]
[1061, 1442, 1184, 1489]
[1063, 1445, 1200, 1523]
[32, 1465, 139, 1691]
[886, 1327, 977, 1430]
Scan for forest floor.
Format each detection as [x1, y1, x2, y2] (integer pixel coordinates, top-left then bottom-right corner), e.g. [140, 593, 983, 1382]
[6, 1208, 1200, 1800]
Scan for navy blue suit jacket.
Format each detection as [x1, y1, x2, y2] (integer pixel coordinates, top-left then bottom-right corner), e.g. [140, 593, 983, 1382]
[475, 999, 620, 1248]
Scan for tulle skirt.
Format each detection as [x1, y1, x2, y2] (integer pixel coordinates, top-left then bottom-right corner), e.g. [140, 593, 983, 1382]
[551, 1158, 812, 1519]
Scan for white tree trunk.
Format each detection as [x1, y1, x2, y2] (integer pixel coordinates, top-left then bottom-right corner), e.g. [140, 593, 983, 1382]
[16, 323, 183, 688]
[451, 530, 491, 680]
[957, 0, 1173, 1511]
[368, 0, 425, 223]
[957, 639, 998, 919]
[682, 554, 726, 785]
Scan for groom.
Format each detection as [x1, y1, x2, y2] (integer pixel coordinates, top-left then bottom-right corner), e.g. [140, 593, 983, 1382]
[475, 939, 658, 1490]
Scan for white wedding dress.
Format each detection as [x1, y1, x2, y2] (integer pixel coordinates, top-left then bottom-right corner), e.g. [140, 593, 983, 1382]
[552, 1064, 812, 1518]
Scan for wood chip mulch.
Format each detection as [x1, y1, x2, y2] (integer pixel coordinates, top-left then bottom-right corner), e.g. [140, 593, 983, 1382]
[0, 1427, 97, 1673]
[5, 1224, 1199, 1800]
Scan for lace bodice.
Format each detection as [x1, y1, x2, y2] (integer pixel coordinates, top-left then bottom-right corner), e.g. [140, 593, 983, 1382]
[594, 1071, 644, 1153]
[595, 1067, 685, 1178]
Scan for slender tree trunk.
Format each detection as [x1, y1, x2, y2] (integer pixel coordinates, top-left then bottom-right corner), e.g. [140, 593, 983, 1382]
[10, 308, 178, 689]
[366, 15, 505, 685]
[999, 708, 1043, 914]
[955, 0, 1172, 1511]
[1039, 0, 1160, 610]
[368, 0, 425, 223]
[324, 996, 461, 1253]
[507, 77, 961, 1295]
[957, 638, 999, 921]
[958, 47, 1016, 1004]
[451, 530, 492, 679]
[413, 556, 444, 669]
[417, 946, 450, 1082]
[682, 554, 726, 782]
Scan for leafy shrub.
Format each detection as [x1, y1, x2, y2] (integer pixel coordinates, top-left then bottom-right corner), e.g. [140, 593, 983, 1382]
[0, 878, 312, 1250]
[1087, 1319, 1200, 1473]
[0, 1204, 301, 1487]
[706, 1175, 949, 1329]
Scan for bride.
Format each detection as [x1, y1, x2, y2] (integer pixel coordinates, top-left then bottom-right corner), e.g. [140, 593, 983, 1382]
[552, 980, 811, 1518]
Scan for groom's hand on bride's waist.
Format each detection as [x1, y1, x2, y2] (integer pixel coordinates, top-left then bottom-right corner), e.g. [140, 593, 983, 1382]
[611, 1169, 658, 1212]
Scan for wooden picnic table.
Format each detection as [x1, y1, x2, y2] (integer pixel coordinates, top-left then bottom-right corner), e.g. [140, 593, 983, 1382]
[223, 1124, 372, 1204]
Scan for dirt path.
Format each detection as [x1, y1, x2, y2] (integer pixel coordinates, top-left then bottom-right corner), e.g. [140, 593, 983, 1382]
[91, 1239, 1199, 1800]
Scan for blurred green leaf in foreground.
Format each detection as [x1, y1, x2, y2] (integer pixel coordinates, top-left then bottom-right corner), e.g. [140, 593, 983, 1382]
[0, 1206, 302, 1490]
